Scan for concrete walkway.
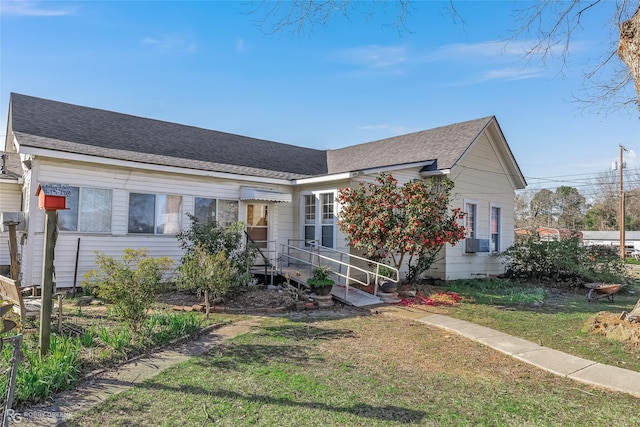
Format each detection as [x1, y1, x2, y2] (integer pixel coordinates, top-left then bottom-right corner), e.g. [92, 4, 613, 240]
[375, 305, 640, 399]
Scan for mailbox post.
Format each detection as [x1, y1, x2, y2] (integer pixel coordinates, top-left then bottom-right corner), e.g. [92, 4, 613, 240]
[35, 184, 70, 358]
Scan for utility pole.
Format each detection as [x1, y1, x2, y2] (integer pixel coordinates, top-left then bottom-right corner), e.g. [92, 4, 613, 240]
[619, 145, 627, 259]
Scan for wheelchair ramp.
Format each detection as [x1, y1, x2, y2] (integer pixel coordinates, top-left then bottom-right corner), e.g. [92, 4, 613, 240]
[331, 284, 382, 307]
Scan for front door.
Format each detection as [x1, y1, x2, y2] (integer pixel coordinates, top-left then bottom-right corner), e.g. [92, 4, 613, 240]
[246, 203, 269, 249]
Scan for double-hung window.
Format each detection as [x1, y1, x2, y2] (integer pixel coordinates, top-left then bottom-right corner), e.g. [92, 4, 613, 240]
[465, 201, 477, 239]
[58, 186, 112, 233]
[464, 201, 478, 253]
[128, 193, 182, 234]
[490, 205, 501, 252]
[302, 192, 336, 248]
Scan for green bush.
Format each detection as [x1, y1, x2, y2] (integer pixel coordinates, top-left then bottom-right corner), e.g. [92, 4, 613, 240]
[82, 248, 174, 330]
[176, 245, 234, 315]
[499, 234, 626, 286]
[177, 214, 258, 289]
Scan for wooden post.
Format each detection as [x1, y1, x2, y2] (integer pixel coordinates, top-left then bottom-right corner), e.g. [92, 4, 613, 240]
[39, 210, 57, 359]
[57, 293, 63, 333]
[72, 237, 80, 296]
[7, 223, 19, 282]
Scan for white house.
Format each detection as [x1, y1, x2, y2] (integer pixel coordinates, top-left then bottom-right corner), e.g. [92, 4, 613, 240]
[1, 93, 526, 288]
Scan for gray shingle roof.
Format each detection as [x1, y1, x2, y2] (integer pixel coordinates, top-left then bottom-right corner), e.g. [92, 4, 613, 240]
[327, 117, 492, 174]
[8, 94, 518, 182]
[10, 93, 327, 180]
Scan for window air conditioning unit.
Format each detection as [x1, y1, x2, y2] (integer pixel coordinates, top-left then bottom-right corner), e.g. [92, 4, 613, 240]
[466, 238, 479, 253]
[465, 238, 490, 253]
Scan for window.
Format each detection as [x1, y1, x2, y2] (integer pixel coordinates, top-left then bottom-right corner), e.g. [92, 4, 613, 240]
[465, 202, 477, 239]
[301, 192, 335, 248]
[58, 186, 112, 233]
[193, 197, 238, 226]
[491, 206, 501, 252]
[194, 197, 216, 223]
[304, 194, 316, 244]
[464, 201, 478, 253]
[128, 193, 182, 234]
[321, 193, 335, 248]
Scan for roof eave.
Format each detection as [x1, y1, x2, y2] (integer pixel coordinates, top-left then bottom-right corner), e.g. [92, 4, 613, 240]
[18, 145, 297, 186]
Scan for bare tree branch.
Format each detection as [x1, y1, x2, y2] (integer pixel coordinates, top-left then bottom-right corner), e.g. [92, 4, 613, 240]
[248, 1, 639, 111]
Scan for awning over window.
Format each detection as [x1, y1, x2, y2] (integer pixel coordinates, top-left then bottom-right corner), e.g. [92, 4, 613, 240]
[240, 187, 292, 203]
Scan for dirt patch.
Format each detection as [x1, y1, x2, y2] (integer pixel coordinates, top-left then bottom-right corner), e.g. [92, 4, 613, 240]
[586, 312, 640, 351]
[156, 286, 299, 312]
[155, 285, 358, 315]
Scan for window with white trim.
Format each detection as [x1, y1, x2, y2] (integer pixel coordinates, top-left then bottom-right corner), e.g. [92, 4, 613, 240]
[128, 193, 182, 234]
[465, 202, 477, 239]
[58, 186, 112, 233]
[464, 201, 478, 253]
[301, 192, 336, 248]
[193, 197, 239, 226]
[491, 205, 501, 252]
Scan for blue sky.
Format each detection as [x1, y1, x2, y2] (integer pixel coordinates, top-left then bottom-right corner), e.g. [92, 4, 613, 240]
[1, 1, 638, 198]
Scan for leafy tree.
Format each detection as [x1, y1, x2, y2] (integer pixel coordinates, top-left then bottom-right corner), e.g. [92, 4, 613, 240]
[514, 192, 533, 229]
[82, 248, 174, 331]
[176, 246, 233, 316]
[176, 214, 258, 289]
[530, 189, 556, 227]
[585, 170, 621, 231]
[555, 186, 586, 230]
[337, 173, 465, 284]
[525, 186, 586, 230]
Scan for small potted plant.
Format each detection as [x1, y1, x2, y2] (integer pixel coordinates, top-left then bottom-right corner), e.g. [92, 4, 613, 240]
[307, 265, 335, 296]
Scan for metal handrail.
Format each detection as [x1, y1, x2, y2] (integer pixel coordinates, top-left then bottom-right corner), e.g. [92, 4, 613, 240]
[278, 243, 399, 301]
[244, 233, 279, 285]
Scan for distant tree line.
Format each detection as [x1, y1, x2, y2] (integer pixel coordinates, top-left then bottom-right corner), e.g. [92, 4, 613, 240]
[516, 169, 640, 231]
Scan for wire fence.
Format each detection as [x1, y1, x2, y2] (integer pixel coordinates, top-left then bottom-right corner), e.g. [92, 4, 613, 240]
[0, 334, 23, 427]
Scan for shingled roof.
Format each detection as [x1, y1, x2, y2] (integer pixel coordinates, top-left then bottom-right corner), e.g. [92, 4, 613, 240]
[327, 117, 493, 174]
[7, 93, 522, 183]
[9, 93, 327, 180]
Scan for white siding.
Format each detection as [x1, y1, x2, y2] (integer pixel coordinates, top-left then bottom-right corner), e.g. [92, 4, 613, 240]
[21, 158, 293, 288]
[438, 132, 517, 280]
[0, 182, 22, 267]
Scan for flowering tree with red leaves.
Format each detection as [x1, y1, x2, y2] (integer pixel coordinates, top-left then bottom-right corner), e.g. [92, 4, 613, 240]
[337, 172, 466, 284]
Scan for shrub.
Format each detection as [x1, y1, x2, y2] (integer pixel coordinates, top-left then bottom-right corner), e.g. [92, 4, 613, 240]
[82, 248, 174, 330]
[176, 245, 234, 316]
[177, 215, 257, 289]
[499, 234, 627, 285]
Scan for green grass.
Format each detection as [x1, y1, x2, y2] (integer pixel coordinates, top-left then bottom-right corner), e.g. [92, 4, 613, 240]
[66, 316, 640, 426]
[438, 279, 640, 372]
[445, 279, 546, 304]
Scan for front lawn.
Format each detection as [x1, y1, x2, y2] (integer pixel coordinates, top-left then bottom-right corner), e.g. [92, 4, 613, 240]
[427, 279, 640, 372]
[66, 315, 640, 426]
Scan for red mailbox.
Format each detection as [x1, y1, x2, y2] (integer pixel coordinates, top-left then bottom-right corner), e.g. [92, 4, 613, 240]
[36, 184, 71, 210]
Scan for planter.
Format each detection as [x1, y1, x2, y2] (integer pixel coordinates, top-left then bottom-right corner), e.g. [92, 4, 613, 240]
[312, 285, 333, 296]
[380, 281, 398, 293]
